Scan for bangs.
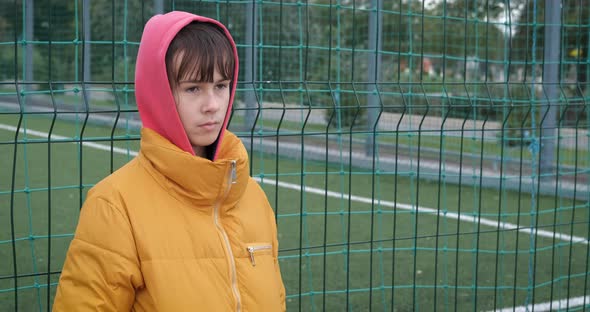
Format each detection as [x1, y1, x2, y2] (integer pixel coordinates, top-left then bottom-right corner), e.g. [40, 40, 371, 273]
[166, 22, 234, 86]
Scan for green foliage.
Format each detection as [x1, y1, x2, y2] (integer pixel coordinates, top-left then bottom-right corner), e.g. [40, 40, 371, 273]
[0, 0, 588, 128]
[511, 0, 589, 79]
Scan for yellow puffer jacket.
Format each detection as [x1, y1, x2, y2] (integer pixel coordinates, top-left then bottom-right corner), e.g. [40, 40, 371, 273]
[53, 128, 286, 311]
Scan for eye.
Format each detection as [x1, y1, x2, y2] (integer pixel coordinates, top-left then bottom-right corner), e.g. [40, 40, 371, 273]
[216, 82, 230, 90]
[185, 86, 200, 93]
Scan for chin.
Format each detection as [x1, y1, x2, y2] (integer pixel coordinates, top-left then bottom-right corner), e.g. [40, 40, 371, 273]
[188, 128, 222, 146]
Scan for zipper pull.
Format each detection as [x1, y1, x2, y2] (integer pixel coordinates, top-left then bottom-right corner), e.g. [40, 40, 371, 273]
[247, 247, 256, 266]
[231, 160, 237, 184]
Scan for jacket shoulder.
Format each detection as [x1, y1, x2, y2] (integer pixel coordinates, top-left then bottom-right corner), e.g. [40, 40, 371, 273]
[244, 177, 271, 206]
[242, 177, 277, 226]
[86, 157, 145, 204]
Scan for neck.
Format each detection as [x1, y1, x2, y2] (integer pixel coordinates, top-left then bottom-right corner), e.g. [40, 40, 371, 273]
[193, 145, 206, 158]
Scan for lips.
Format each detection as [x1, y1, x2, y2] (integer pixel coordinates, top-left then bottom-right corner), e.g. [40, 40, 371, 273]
[198, 121, 219, 131]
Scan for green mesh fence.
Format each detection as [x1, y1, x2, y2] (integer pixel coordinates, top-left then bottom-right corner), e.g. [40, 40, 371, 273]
[1, 0, 589, 311]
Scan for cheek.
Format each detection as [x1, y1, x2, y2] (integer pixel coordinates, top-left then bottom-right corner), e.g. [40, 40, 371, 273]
[221, 93, 231, 111]
[174, 96, 193, 126]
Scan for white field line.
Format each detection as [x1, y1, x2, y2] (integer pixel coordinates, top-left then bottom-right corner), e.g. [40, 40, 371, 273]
[2, 122, 588, 248]
[0, 124, 139, 157]
[491, 295, 590, 312]
[254, 177, 588, 245]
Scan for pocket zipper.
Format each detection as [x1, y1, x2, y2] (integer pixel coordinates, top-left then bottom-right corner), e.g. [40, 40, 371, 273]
[247, 245, 272, 266]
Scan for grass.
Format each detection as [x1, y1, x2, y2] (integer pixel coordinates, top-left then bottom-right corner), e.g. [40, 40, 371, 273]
[0, 113, 589, 311]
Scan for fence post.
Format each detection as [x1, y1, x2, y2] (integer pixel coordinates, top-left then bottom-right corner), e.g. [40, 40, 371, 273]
[154, 0, 164, 14]
[540, 0, 560, 175]
[25, 0, 34, 88]
[245, 0, 258, 131]
[365, 0, 382, 156]
[83, 0, 91, 101]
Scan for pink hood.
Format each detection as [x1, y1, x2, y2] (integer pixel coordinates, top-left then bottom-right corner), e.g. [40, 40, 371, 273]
[135, 11, 239, 161]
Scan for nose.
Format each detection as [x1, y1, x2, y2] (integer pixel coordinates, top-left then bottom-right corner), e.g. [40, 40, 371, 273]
[200, 90, 221, 114]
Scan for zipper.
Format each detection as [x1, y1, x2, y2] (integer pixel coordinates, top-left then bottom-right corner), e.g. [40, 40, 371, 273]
[247, 244, 272, 266]
[214, 160, 241, 311]
[231, 161, 237, 184]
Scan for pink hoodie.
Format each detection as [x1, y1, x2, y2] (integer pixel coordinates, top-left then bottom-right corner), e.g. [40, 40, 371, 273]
[135, 11, 239, 161]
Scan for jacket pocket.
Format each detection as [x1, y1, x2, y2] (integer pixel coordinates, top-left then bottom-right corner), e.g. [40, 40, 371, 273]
[246, 243, 272, 266]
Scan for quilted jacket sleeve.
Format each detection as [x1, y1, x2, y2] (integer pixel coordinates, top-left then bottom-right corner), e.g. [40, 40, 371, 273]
[52, 196, 143, 311]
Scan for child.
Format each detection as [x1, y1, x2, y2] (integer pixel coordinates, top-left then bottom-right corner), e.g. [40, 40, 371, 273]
[53, 11, 285, 311]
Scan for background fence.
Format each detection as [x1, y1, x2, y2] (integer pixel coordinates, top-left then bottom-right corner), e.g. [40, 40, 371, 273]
[1, 0, 589, 311]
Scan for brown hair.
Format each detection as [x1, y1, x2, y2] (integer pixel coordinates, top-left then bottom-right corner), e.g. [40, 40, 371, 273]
[165, 22, 235, 90]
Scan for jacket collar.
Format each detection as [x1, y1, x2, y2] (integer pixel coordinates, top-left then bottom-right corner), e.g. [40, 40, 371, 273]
[138, 128, 249, 211]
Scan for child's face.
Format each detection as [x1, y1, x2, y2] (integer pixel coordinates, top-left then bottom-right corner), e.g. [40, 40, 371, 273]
[171, 66, 231, 157]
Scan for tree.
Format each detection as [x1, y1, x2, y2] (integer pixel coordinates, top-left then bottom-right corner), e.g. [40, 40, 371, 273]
[511, 0, 589, 78]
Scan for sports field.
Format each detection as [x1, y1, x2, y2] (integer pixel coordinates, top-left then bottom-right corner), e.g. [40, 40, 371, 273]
[0, 112, 589, 311]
